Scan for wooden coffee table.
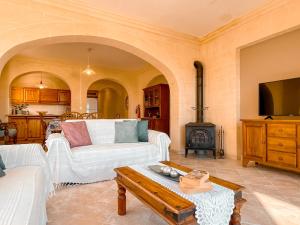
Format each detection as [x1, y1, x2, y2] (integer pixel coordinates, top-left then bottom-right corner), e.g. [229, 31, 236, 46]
[114, 161, 246, 225]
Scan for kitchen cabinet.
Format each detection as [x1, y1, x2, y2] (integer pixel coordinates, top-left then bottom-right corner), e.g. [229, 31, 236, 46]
[39, 88, 58, 104]
[24, 88, 40, 103]
[298, 125, 300, 170]
[10, 87, 70, 105]
[58, 90, 71, 105]
[11, 87, 24, 104]
[8, 115, 59, 143]
[27, 118, 42, 139]
[8, 117, 27, 140]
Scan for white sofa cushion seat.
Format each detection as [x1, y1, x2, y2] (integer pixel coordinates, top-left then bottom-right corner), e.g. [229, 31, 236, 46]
[0, 166, 48, 225]
[69, 143, 161, 182]
[72, 142, 160, 161]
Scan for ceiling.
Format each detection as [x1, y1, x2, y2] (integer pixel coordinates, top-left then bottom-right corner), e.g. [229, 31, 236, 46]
[18, 43, 153, 72]
[64, 0, 270, 37]
[16, 1, 271, 72]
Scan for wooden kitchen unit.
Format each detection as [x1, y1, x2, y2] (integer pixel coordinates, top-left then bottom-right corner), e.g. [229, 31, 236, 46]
[241, 119, 300, 173]
[40, 88, 58, 104]
[11, 87, 24, 104]
[8, 115, 60, 143]
[11, 87, 71, 105]
[58, 90, 71, 105]
[23, 88, 40, 103]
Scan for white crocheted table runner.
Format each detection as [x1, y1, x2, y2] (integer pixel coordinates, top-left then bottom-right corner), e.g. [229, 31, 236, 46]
[130, 164, 235, 225]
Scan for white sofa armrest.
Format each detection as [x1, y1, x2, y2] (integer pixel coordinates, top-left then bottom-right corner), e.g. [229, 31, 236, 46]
[0, 144, 48, 169]
[148, 130, 171, 161]
[0, 143, 54, 194]
[46, 133, 73, 183]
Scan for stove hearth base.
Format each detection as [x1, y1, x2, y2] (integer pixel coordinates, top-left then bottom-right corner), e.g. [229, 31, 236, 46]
[185, 148, 216, 159]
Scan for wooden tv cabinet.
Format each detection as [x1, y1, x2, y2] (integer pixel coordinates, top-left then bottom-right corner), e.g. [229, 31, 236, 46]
[241, 119, 300, 173]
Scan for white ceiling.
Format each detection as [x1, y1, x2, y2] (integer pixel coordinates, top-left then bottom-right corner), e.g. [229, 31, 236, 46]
[69, 0, 270, 36]
[19, 43, 153, 72]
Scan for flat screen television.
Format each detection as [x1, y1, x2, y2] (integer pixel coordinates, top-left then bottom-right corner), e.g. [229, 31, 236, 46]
[259, 77, 300, 116]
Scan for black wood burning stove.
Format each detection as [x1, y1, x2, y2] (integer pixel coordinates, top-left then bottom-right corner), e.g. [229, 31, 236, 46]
[185, 122, 216, 158]
[185, 61, 216, 158]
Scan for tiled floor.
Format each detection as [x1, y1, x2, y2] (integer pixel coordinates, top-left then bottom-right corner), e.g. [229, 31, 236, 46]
[172, 153, 300, 225]
[47, 153, 300, 225]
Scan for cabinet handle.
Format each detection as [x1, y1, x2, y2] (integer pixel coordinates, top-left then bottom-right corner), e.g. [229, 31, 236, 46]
[278, 156, 283, 161]
[278, 143, 283, 147]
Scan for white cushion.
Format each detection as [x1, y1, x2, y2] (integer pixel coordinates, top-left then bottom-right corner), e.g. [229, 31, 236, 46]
[85, 119, 116, 144]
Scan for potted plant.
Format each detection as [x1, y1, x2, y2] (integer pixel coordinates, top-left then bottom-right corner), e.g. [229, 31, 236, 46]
[13, 104, 29, 115]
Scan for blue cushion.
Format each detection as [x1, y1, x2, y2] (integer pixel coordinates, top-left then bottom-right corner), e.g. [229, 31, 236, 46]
[138, 120, 148, 142]
[0, 167, 5, 177]
[0, 130, 4, 138]
[0, 154, 5, 170]
[115, 121, 138, 143]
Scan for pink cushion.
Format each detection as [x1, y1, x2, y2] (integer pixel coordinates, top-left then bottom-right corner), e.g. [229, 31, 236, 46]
[61, 121, 92, 148]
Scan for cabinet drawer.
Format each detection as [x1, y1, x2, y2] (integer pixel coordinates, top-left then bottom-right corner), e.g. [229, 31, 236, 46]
[267, 137, 296, 153]
[267, 124, 296, 138]
[267, 150, 296, 167]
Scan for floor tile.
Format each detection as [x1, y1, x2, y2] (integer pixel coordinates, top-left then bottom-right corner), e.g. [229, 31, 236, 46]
[47, 153, 300, 225]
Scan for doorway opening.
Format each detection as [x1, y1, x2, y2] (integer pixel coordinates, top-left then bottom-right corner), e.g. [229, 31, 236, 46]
[87, 79, 128, 119]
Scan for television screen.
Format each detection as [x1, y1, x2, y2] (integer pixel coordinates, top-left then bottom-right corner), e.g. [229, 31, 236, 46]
[259, 77, 300, 116]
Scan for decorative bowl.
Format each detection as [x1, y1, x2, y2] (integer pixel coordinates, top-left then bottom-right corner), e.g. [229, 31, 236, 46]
[162, 166, 172, 175]
[148, 165, 183, 182]
[170, 170, 179, 178]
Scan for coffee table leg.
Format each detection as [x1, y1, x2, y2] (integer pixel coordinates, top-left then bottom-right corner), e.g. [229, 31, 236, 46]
[229, 199, 246, 225]
[118, 184, 126, 215]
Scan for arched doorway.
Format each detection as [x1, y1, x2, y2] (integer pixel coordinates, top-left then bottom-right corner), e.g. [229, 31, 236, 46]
[87, 79, 128, 119]
[0, 35, 181, 151]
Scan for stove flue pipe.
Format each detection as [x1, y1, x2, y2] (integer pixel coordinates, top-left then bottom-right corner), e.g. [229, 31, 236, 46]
[194, 61, 204, 123]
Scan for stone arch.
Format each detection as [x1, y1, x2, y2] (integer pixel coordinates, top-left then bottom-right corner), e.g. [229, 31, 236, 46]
[9, 71, 71, 91]
[146, 74, 169, 87]
[82, 77, 137, 118]
[0, 36, 179, 94]
[0, 34, 181, 150]
[84, 77, 130, 100]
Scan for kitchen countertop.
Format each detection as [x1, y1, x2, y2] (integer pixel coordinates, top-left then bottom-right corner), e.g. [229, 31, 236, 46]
[7, 114, 60, 117]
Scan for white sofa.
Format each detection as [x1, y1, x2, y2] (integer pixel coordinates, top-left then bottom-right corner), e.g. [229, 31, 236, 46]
[0, 144, 53, 225]
[46, 119, 171, 184]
